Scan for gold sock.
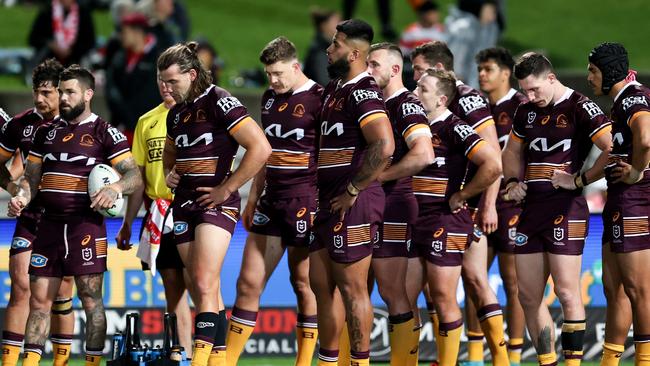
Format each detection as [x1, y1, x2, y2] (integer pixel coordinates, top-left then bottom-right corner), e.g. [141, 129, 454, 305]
[438, 320, 463, 366]
[479, 314, 509, 366]
[318, 360, 339, 366]
[350, 357, 370, 366]
[538, 352, 558, 366]
[466, 331, 484, 362]
[192, 339, 214, 366]
[22, 351, 42, 366]
[84, 352, 102, 366]
[295, 323, 318, 366]
[601, 342, 624, 366]
[430, 311, 441, 359]
[1, 344, 22, 366]
[208, 347, 226, 366]
[406, 325, 422, 366]
[508, 337, 524, 365]
[338, 324, 351, 366]
[635, 341, 650, 366]
[52, 341, 72, 366]
[225, 318, 255, 366]
[389, 317, 415, 366]
[318, 349, 339, 366]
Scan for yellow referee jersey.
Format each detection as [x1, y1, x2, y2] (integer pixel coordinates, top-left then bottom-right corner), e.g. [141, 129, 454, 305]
[132, 103, 174, 200]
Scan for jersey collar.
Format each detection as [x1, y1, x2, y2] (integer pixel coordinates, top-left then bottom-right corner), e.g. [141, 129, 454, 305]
[614, 81, 641, 103]
[292, 79, 316, 95]
[554, 87, 574, 106]
[429, 109, 452, 125]
[339, 71, 370, 88]
[495, 88, 517, 106]
[385, 87, 409, 102]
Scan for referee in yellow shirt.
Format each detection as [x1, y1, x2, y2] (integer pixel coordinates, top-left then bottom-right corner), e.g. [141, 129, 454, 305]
[116, 74, 193, 356]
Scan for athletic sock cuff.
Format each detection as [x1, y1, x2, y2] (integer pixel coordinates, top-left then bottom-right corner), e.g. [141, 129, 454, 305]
[389, 312, 414, 325]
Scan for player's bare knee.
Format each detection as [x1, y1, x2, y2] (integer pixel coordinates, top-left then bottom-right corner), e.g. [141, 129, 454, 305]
[9, 278, 30, 303]
[290, 275, 312, 299]
[338, 281, 368, 303]
[517, 287, 542, 309]
[553, 286, 581, 309]
[503, 279, 519, 299]
[236, 272, 263, 299]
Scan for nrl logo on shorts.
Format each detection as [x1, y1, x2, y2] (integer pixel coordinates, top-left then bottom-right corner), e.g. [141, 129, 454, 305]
[612, 225, 621, 239]
[431, 240, 443, 252]
[82, 248, 93, 262]
[333, 235, 344, 248]
[527, 111, 536, 124]
[296, 220, 307, 234]
[508, 228, 517, 241]
[553, 227, 565, 242]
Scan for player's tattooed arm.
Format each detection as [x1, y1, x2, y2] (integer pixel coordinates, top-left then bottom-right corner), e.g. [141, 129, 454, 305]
[351, 116, 395, 189]
[113, 156, 143, 196]
[75, 274, 107, 350]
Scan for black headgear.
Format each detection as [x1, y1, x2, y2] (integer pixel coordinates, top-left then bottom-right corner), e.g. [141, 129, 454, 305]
[588, 42, 628, 95]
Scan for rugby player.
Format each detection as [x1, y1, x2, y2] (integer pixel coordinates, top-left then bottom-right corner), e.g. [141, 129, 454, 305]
[115, 71, 194, 357]
[411, 41, 508, 366]
[8, 65, 142, 366]
[310, 19, 394, 366]
[159, 42, 271, 366]
[414, 68, 501, 366]
[225, 37, 321, 366]
[476, 46, 528, 366]
[366, 42, 434, 365]
[502, 52, 612, 366]
[0, 59, 76, 366]
[587, 42, 650, 366]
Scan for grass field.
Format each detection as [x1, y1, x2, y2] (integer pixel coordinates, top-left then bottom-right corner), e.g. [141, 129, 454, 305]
[1, 0, 649, 91]
[55, 359, 633, 366]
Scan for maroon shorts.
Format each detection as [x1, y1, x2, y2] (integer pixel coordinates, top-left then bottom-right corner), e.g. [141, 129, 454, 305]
[10, 209, 41, 256]
[412, 209, 474, 266]
[29, 215, 107, 277]
[603, 189, 650, 253]
[374, 192, 417, 258]
[311, 187, 384, 263]
[515, 196, 588, 255]
[487, 202, 522, 254]
[171, 195, 240, 245]
[248, 194, 317, 247]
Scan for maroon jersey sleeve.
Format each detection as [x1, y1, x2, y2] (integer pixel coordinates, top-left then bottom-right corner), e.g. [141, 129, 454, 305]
[26, 123, 49, 164]
[102, 123, 133, 165]
[448, 119, 487, 160]
[510, 104, 529, 144]
[576, 98, 612, 142]
[213, 90, 253, 135]
[396, 97, 430, 143]
[0, 117, 18, 159]
[348, 79, 388, 128]
[455, 86, 494, 132]
[621, 92, 650, 126]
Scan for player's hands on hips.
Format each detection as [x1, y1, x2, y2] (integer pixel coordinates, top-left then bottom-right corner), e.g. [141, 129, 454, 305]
[196, 184, 232, 208]
[551, 169, 577, 190]
[502, 181, 527, 203]
[8, 196, 27, 217]
[330, 191, 357, 221]
[241, 202, 257, 231]
[115, 223, 132, 250]
[611, 160, 643, 185]
[449, 191, 467, 214]
[479, 204, 498, 234]
[90, 184, 121, 211]
[166, 168, 180, 189]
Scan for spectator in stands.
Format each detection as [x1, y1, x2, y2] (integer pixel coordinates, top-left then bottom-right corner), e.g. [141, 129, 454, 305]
[138, 0, 191, 49]
[101, 0, 136, 70]
[343, 0, 396, 40]
[28, 0, 96, 67]
[399, 0, 446, 57]
[105, 12, 162, 143]
[445, 0, 502, 88]
[195, 39, 223, 85]
[303, 7, 340, 87]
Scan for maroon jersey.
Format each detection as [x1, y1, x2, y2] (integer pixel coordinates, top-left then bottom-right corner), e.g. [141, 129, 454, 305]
[166, 85, 253, 201]
[0, 108, 55, 163]
[511, 88, 611, 201]
[28, 114, 132, 218]
[606, 81, 650, 195]
[383, 88, 431, 194]
[449, 81, 494, 133]
[261, 79, 322, 199]
[413, 110, 487, 216]
[317, 72, 388, 202]
[490, 88, 528, 149]
[0, 108, 56, 218]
